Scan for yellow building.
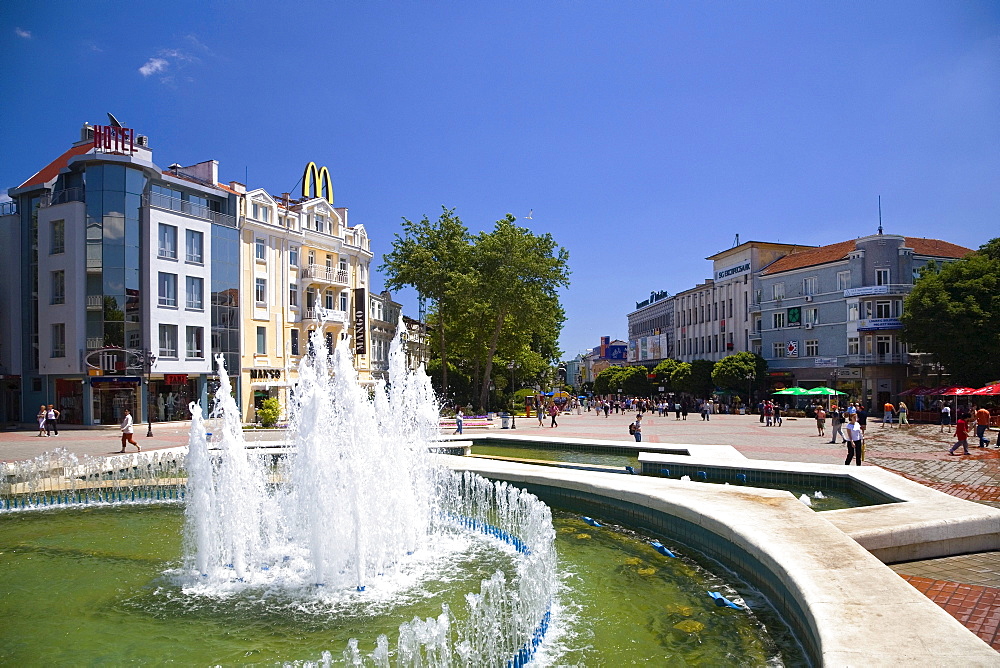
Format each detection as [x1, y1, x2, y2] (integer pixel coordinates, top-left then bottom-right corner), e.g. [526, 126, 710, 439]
[238, 166, 373, 422]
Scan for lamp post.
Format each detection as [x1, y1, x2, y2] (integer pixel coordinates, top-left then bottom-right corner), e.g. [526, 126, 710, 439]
[507, 361, 517, 429]
[143, 349, 157, 437]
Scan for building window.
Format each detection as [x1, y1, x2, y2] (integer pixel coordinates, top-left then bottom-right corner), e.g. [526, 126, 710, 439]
[339, 257, 348, 272]
[772, 342, 786, 358]
[158, 272, 177, 307]
[308, 250, 315, 265]
[186, 326, 204, 359]
[805, 307, 819, 325]
[848, 302, 859, 321]
[803, 277, 818, 296]
[805, 339, 819, 357]
[186, 229, 204, 263]
[772, 283, 785, 300]
[256, 326, 267, 355]
[325, 289, 334, 310]
[51, 323, 65, 358]
[255, 238, 266, 261]
[289, 247, 299, 267]
[159, 324, 178, 358]
[340, 291, 349, 312]
[252, 202, 270, 222]
[51, 270, 65, 304]
[158, 224, 178, 259]
[255, 278, 267, 306]
[875, 301, 892, 318]
[289, 283, 298, 307]
[875, 269, 890, 286]
[837, 271, 851, 291]
[50, 220, 65, 254]
[291, 329, 300, 356]
[848, 337, 860, 355]
[773, 312, 785, 329]
[186, 276, 204, 310]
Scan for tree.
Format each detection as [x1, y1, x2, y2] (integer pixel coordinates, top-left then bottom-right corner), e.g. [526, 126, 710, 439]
[712, 352, 767, 402]
[673, 360, 715, 397]
[901, 239, 1000, 387]
[468, 215, 570, 411]
[651, 359, 680, 391]
[380, 207, 471, 400]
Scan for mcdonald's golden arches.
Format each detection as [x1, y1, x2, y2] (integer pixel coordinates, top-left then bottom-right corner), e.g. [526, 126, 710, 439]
[302, 162, 334, 204]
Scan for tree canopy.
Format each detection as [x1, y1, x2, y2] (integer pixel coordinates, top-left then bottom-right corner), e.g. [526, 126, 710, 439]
[712, 352, 767, 396]
[593, 365, 648, 396]
[901, 238, 1000, 387]
[381, 208, 570, 410]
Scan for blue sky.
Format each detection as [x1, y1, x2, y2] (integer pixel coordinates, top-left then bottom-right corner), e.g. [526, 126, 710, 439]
[3, 1, 998, 357]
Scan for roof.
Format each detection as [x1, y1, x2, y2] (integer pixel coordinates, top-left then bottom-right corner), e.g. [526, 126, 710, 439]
[17, 143, 92, 189]
[761, 237, 973, 275]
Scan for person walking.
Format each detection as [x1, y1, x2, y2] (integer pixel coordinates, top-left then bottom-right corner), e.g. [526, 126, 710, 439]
[974, 405, 991, 447]
[453, 408, 464, 435]
[674, 401, 681, 420]
[119, 408, 140, 453]
[844, 413, 864, 466]
[44, 404, 60, 436]
[537, 403, 545, 427]
[773, 403, 782, 427]
[940, 403, 952, 432]
[548, 402, 559, 428]
[949, 412, 971, 456]
[882, 401, 895, 428]
[857, 404, 869, 435]
[36, 405, 48, 437]
[603, 400, 610, 418]
[815, 405, 826, 437]
[829, 405, 844, 444]
[631, 414, 643, 442]
[897, 401, 909, 428]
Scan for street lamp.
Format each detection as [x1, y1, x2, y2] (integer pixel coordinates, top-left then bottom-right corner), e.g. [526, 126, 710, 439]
[142, 349, 157, 437]
[507, 361, 517, 429]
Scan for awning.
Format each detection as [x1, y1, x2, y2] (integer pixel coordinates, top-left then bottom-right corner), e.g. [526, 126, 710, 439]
[249, 381, 296, 389]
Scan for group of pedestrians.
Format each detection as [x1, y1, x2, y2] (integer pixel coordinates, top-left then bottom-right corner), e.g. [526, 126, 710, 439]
[35, 404, 60, 437]
[881, 401, 909, 427]
[948, 405, 993, 455]
[758, 400, 782, 427]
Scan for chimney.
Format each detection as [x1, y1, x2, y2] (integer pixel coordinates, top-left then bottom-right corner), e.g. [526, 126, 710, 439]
[229, 181, 246, 194]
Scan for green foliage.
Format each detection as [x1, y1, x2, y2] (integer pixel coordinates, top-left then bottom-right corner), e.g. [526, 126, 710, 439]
[901, 240, 1000, 387]
[672, 360, 715, 397]
[651, 359, 680, 390]
[712, 352, 767, 393]
[255, 398, 281, 428]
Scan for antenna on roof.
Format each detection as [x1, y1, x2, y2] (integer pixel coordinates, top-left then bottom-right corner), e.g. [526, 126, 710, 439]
[733, 233, 740, 248]
[877, 196, 883, 235]
[107, 112, 123, 128]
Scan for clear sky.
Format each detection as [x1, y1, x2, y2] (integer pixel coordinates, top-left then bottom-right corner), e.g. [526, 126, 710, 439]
[3, 1, 998, 358]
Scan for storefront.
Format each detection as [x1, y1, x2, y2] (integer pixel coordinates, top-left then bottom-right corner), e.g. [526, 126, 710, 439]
[148, 374, 200, 422]
[245, 368, 291, 423]
[90, 377, 140, 426]
[54, 378, 85, 425]
[0, 375, 20, 426]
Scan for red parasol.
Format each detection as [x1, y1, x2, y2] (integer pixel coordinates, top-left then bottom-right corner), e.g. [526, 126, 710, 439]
[970, 383, 1000, 396]
[939, 386, 977, 396]
[899, 386, 929, 396]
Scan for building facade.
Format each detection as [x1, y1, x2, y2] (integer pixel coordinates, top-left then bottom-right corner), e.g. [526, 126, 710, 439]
[757, 233, 972, 408]
[627, 290, 674, 368]
[369, 290, 402, 382]
[3, 122, 240, 425]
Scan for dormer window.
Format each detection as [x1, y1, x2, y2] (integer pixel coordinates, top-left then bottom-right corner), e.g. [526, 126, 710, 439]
[252, 202, 270, 222]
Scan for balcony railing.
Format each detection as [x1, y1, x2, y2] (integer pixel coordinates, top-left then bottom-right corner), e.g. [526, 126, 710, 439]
[303, 308, 347, 323]
[86, 337, 104, 350]
[302, 264, 349, 285]
[843, 284, 914, 298]
[86, 295, 103, 310]
[844, 353, 909, 366]
[146, 192, 237, 228]
[0, 200, 16, 216]
[41, 188, 86, 207]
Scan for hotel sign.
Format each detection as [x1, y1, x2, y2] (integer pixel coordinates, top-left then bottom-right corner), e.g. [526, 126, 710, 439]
[716, 261, 751, 282]
[93, 125, 136, 154]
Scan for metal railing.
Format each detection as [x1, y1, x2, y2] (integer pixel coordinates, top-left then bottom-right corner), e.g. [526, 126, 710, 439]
[86, 295, 103, 310]
[86, 337, 104, 350]
[41, 188, 86, 207]
[0, 200, 17, 216]
[303, 308, 347, 323]
[302, 264, 349, 285]
[844, 353, 909, 366]
[146, 192, 237, 228]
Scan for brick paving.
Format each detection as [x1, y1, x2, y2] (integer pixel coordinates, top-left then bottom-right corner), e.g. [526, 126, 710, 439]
[3, 411, 999, 650]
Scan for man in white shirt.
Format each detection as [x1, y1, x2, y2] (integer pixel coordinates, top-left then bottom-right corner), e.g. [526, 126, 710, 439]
[119, 408, 140, 453]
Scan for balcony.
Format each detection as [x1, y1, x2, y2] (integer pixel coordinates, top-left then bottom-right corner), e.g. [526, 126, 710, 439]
[748, 303, 761, 314]
[302, 264, 349, 286]
[843, 284, 913, 298]
[844, 353, 909, 366]
[86, 337, 104, 350]
[40, 188, 86, 207]
[303, 308, 347, 323]
[145, 192, 237, 228]
[86, 295, 103, 310]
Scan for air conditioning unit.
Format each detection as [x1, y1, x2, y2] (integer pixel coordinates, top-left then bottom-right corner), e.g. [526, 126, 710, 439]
[804, 295, 813, 302]
[804, 323, 814, 330]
